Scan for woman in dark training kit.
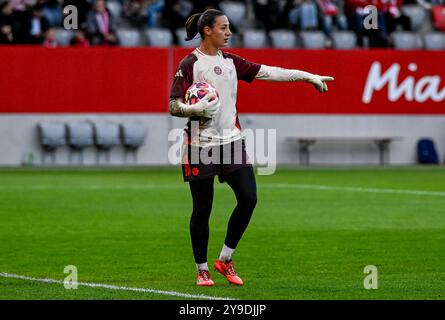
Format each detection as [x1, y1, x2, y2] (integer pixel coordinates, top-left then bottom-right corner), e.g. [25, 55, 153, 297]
[169, 9, 334, 286]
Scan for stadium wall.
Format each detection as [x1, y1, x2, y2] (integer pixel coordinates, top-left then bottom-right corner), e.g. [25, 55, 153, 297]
[1, 47, 444, 166]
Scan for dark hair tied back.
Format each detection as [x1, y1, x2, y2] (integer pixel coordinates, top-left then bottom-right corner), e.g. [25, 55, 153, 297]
[185, 9, 225, 41]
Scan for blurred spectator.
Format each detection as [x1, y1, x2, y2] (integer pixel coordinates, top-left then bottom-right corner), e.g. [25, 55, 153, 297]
[288, 0, 319, 30]
[63, 0, 92, 30]
[39, 0, 63, 27]
[161, 0, 193, 44]
[430, 0, 445, 31]
[124, 0, 165, 28]
[9, 0, 31, 11]
[191, 0, 219, 13]
[415, 0, 445, 32]
[86, 0, 118, 45]
[316, 0, 348, 36]
[417, 0, 444, 10]
[70, 28, 90, 46]
[8, 0, 32, 42]
[123, 0, 149, 28]
[42, 26, 58, 46]
[379, 0, 411, 34]
[147, 0, 164, 27]
[27, 4, 50, 44]
[0, 23, 14, 43]
[0, 1, 18, 44]
[255, 0, 288, 31]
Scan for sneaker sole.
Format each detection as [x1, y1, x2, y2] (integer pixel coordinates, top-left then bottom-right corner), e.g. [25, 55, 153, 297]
[214, 266, 243, 286]
[197, 282, 215, 287]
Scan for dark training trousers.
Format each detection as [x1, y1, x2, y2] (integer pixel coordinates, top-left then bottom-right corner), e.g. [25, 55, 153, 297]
[188, 166, 257, 264]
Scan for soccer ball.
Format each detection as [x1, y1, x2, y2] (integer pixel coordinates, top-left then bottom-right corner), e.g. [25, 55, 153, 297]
[184, 82, 218, 105]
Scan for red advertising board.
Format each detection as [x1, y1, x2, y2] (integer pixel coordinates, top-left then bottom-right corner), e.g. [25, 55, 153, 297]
[223, 49, 445, 114]
[0, 47, 169, 113]
[1, 47, 444, 114]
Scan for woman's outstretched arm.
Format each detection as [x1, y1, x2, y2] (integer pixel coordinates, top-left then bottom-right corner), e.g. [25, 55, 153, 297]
[255, 65, 334, 93]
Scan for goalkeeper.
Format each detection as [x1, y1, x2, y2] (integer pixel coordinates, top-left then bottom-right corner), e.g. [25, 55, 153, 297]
[169, 9, 334, 287]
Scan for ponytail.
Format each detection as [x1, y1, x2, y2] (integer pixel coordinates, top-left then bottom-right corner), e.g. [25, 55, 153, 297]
[184, 9, 225, 42]
[185, 13, 202, 41]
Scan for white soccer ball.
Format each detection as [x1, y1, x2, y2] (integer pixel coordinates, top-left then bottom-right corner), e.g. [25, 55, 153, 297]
[184, 81, 219, 105]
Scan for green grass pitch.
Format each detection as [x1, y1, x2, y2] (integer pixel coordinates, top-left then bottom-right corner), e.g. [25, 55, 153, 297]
[0, 166, 444, 300]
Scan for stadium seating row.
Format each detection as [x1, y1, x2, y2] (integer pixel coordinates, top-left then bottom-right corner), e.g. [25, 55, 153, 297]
[107, 1, 435, 33]
[37, 121, 147, 164]
[55, 27, 445, 50]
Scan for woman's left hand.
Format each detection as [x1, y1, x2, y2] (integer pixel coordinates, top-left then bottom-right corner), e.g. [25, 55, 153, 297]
[306, 75, 335, 93]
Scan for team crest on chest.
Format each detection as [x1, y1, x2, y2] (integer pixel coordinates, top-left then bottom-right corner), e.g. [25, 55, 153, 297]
[214, 66, 222, 75]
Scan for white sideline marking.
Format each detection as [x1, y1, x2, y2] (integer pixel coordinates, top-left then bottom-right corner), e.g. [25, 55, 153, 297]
[0, 272, 237, 300]
[0, 184, 182, 190]
[1, 183, 445, 197]
[267, 184, 445, 197]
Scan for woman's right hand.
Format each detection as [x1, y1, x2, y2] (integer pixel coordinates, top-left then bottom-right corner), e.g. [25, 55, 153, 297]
[192, 93, 220, 118]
